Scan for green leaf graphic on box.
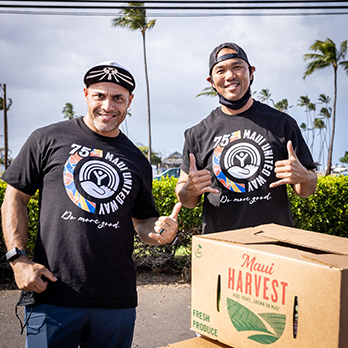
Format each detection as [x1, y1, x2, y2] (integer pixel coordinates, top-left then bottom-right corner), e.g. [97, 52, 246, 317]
[247, 334, 280, 344]
[259, 313, 286, 338]
[226, 298, 286, 345]
[227, 298, 271, 333]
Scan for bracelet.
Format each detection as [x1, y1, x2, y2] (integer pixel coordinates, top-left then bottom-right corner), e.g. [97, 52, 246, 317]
[158, 228, 178, 246]
[168, 236, 178, 246]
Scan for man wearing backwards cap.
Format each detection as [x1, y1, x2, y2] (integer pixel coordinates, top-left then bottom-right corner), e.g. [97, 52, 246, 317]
[1, 61, 181, 347]
[176, 42, 317, 234]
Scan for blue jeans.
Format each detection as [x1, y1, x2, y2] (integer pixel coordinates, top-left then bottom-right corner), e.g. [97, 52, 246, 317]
[25, 303, 136, 348]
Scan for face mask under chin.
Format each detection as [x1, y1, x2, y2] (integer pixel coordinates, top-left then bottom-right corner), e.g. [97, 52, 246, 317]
[217, 87, 252, 111]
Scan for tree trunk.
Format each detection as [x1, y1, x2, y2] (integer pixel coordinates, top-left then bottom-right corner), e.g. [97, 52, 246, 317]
[3, 84, 8, 170]
[142, 33, 152, 164]
[325, 68, 337, 176]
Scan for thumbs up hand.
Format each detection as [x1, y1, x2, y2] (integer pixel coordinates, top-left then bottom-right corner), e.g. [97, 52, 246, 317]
[148, 202, 182, 245]
[270, 140, 309, 189]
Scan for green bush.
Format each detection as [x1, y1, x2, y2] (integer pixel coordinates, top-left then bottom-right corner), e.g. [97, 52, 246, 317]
[133, 176, 203, 270]
[1, 175, 347, 279]
[0, 182, 39, 283]
[288, 175, 348, 237]
[0, 182, 39, 256]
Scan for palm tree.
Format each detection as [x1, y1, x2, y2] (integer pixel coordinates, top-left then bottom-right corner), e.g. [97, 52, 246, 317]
[257, 88, 274, 105]
[318, 105, 332, 159]
[300, 122, 307, 133]
[318, 93, 331, 109]
[62, 102, 76, 120]
[274, 99, 292, 114]
[318, 94, 332, 145]
[0, 84, 13, 112]
[196, 85, 217, 98]
[313, 117, 326, 169]
[112, 2, 156, 163]
[297, 95, 313, 144]
[0, 147, 12, 165]
[339, 151, 348, 164]
[308, 102, 316, 152]
[0, 97, 12, 111]
[303, 38, 348, 175]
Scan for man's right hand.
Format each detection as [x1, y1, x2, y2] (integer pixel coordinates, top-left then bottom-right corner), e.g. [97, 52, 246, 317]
[175, 153, 219, 209]
[185, 153, 219, 197]
[11, 257, 57, 293]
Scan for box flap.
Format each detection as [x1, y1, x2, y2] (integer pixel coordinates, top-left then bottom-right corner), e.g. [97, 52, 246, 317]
[196, 224, 348, 256]
[196, 226, 277, 245]
[256, 224, 348, 256]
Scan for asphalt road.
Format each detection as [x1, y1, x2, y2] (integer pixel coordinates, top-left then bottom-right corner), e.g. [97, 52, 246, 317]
[0, 283, 195, 348]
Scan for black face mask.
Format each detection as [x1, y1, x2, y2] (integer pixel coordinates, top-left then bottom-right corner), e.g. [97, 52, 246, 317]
[217, 86, 252, 111]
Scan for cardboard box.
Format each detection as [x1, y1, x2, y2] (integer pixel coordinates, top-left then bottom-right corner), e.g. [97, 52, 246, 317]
[191, 224, 348, 348]
[160, 336, 232, 347]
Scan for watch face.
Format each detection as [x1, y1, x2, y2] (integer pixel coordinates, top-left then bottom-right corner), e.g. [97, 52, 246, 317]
[6, 248, 26, 262]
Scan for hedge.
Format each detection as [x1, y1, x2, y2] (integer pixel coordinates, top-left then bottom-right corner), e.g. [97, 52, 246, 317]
[1, 175, 347, 276]
[133, 176, 203, 270]
[287, 175, 348, 237]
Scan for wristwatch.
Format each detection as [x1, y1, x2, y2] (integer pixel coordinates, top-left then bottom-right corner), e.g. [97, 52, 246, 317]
[5, 247, 27, 262]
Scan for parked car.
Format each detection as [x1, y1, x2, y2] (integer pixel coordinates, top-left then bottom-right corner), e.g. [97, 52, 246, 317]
[333, 165, 348, 173]
[153, 167, 180, 180]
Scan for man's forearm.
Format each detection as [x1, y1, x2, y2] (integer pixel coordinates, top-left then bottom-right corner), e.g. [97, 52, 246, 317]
[2, 186, 31, 251]
[134, 217, 159, 245]
[175, 182, 201, 209]
[292, 170, 317, 198]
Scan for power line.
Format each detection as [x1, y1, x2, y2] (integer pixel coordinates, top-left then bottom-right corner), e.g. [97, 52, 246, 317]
[1, 3, 348, 9]
[1, 0, 348, 2]
[1, 1, 347, 16]
[1, 9, 348, 16]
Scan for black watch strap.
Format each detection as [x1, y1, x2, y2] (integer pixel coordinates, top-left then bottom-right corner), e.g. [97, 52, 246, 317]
[5, 247, 27, 262]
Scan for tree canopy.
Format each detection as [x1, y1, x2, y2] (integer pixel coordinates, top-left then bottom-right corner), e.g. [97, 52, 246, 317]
[339, 151, 348, 164]
[303, 38, 348, 175]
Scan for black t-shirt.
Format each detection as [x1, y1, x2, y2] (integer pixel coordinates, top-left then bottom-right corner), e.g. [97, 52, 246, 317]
[181, 101, 315, 234]
[2, 118, 159, 308]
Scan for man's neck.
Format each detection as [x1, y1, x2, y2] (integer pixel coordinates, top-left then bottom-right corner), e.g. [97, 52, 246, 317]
[221, 97, 254, 115]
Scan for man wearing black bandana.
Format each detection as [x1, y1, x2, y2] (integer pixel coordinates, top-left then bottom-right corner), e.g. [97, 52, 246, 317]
[176, 42, 317, 234]
[1, 60, 181, 348]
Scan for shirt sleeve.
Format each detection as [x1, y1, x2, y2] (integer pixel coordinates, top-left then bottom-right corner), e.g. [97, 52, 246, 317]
[181, 128, 193, 175]
[1, 129, 44, 195]
[181, 124, 207, 174]
[131, 160, 159, 220]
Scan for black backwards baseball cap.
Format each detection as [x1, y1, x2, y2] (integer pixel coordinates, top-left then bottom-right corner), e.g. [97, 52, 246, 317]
[84, 61, 136, 93]
[209, 42, 251, 75]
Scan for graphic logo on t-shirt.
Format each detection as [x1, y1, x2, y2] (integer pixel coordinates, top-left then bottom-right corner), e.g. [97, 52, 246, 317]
[212, 130, 274, 193]
[79, 160, 120, 199]
[224, 142, 261, 179]
[63, 143, 132, 215]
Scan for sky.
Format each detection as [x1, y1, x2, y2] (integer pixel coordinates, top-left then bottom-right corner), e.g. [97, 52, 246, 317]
[1, 5, 348, 170]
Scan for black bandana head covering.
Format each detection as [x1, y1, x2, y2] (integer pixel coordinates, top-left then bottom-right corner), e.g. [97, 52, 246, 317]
[84, 61, 136, 93]
[208, 42, 254, 110]
[209, 42, 251, 75]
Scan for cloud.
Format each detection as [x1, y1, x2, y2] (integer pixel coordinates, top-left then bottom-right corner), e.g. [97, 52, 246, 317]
[0, 11, 347, 166]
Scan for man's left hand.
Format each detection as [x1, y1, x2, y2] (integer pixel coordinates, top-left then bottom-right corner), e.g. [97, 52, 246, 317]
[270, 140, 309, 189]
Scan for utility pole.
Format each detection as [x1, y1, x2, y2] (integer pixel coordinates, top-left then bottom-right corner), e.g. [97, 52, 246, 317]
[3, 84, 8, 169]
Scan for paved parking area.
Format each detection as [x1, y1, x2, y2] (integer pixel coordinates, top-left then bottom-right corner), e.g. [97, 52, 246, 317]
[0, 282, 195, 348]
